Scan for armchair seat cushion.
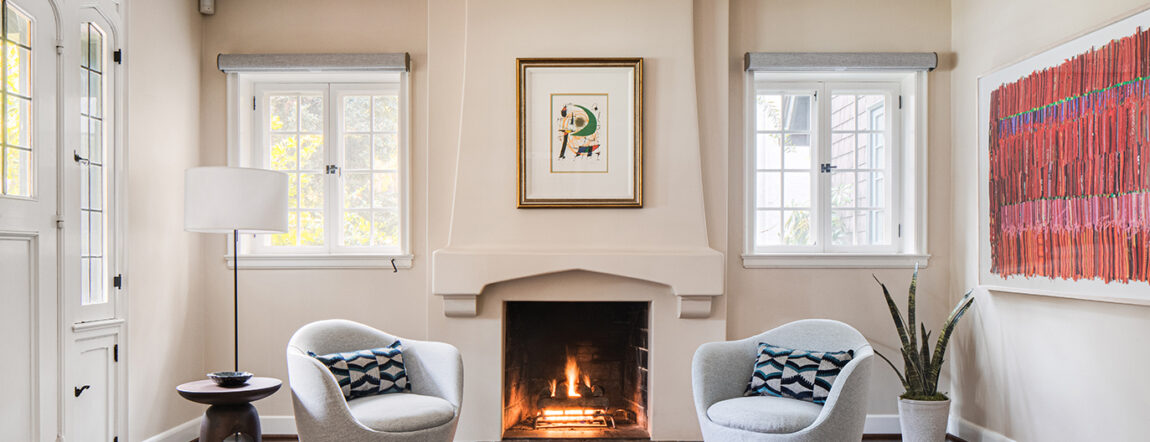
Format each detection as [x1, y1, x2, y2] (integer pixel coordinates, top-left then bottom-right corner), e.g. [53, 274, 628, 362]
[347, 392, 456, 433]
[706, 396, 822, 434]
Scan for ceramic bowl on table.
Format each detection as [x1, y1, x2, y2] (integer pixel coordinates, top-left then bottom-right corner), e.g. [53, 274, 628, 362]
[207, 371, 253, 388]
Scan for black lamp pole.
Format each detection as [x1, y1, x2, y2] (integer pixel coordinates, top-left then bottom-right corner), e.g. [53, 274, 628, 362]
[233, 228, 239, 372]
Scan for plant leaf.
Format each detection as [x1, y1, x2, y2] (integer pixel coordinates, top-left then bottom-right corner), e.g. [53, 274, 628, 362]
[874, 274, 922, 390]
[928, 290, 975, 389]
[907, 264, 919, 368]
[920, 324, 932, 394]
[875, 349, 909, 391]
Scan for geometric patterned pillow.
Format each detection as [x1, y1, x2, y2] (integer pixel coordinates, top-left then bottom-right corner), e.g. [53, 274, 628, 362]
[309, 340, 411, 400]
[745, 342, 853, 405]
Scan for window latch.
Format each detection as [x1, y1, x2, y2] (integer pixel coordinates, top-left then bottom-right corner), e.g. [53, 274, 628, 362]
[819, 163, 837, 173]
[325, 164, 340, 176]
[73, 151, 89, 165]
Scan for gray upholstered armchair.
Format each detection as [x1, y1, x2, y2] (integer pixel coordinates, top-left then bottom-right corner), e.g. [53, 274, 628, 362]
[691, 319, 873, 441]
[286, 320, 462, 441]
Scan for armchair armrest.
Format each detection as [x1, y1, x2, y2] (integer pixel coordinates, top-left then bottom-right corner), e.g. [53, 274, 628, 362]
[286, 347, 368, 434]
[801, 345, 874, 436]
[402, 340, 464, 409]
[692, 339, 755, 418]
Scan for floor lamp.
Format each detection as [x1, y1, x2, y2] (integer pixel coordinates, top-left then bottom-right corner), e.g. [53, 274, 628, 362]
[185, 167, 288, 379]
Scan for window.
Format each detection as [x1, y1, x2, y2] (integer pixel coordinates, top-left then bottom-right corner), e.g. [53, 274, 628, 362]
[745, 71, 928, 268]
[80, 22, 109, 309]
[226, 69, 410, 269]
[1, 3, 31, 198]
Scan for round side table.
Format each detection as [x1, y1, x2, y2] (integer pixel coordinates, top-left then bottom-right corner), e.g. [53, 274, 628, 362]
[177, 377, 282, 442]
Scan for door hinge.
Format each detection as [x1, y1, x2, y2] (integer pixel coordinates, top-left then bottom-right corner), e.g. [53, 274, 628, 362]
[898, 95, 903, 109]
[113, 274, 123, 289]
[114, 437, 118, 442]
[55, 215, 64, 230]
[898, 224, 903, 238]
[819, 163, 837, 173]
[253, 97, 256, 110]
[113, 344, 118, 362]
[113, 49, 122, 64]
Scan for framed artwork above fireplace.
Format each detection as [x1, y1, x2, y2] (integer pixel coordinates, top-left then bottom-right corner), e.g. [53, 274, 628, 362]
[517, 58, 643, 208]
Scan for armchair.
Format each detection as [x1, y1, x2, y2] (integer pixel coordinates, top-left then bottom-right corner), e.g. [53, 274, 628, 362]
[286, 320, 462, 441]
[692, 319, 873, 441]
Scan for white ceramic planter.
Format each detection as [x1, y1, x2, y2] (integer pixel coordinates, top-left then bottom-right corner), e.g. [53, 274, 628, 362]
[898, 397, 950, 442]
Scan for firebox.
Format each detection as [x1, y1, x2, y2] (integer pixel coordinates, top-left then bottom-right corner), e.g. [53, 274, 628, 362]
[502, 302, 650, 440]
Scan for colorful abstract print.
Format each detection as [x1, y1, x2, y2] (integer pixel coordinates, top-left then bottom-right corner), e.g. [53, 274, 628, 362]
[745, 342, 853, 405]
[989, 27, 1150, 284]
[310, 340, 411, 399]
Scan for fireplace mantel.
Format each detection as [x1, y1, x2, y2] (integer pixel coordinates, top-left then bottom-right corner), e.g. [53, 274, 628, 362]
[432, 247, 723, 318]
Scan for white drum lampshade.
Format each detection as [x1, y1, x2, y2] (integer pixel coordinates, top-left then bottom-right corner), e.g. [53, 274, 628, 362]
[185, 167, 289, 233]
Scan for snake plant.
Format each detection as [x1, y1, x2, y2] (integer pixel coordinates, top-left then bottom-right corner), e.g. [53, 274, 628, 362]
[874, 266, 974, 401]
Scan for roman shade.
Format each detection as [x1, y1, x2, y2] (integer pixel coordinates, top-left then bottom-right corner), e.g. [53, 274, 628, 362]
[745, 52, 937, 72]
[217, 52, 410, 73]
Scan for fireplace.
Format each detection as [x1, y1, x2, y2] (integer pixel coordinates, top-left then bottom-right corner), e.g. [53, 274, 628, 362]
[502, 302, 650, 439]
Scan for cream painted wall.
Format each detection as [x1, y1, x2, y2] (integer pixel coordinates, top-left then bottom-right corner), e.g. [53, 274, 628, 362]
[949, 1, 1150, 440]
[126, 0, 206, 439]
[726, 0, 953, 416]
[197, 0, 431, 417]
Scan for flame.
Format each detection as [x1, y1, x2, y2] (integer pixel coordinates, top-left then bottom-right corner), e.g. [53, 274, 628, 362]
[565, 354, 581, 397]
[548, 379, 557, 397]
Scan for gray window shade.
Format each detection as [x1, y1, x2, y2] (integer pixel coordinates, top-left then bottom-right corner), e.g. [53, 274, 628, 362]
[217, 53, 410, 73]
[745, 52, 937, 72]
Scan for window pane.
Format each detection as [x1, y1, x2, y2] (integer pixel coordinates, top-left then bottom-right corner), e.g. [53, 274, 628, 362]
[755, 210, 782, 246]
[831, 211, 854, 246]
[343, 173, 370, 209]
[88, 71, 101, 118]
[783, 172, 810, 208]
[298, 134, 324, 171]
[756, 133, 781, 169]
[783, 95, 810, 131]
[756, 171, 780, 208]
[372, 96, 398, 132]
[372, 210, 399, 247]
[90, 119, 102, 160]
[6, 7, 31, 47]
[4, 147, 30, 196]
[286, 173, 298, 209]
[344, 134, 371, 170]
[80, 258, 90, 304]
[372, 172, 398, 209]
[782, 210, 812, 246]
[830, 94, 855, 130]
[88, 258, 104, 305]
[6, 95, 30, 147]
[373, 134, 398, 170]
[344, 96, 371, 132]
[89, 164, 102, 210]
[831, 133, 854, 169]
[756, 94, 782, 131]
[7, 46, 29, 96]
[856, 95, 885, 130]
[831, 172, 855, 208]
[783, 139, 810, 170]
[270, 96, 298, 132]
[299, 173, 323, 209]
[857, 172, 872, 207]
[300, 95, 324, 132]
[299, 211, 324, 246]
[270, 135, 298, 170]
[342, 211, 370, 246]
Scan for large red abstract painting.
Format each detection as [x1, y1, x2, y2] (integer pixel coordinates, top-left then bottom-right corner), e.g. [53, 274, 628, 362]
[987, 26, 1150, 284]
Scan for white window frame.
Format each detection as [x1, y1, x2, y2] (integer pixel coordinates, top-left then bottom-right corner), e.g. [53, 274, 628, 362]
[743, 71, 930, 268]
[226, 71, 412, 269]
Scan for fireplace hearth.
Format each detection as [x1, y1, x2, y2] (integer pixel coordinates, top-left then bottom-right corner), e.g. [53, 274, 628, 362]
[503, 302, 650, 440]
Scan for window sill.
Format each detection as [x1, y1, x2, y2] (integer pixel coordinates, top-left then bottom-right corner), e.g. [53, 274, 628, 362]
[742, 253, 930, 269]
[225, 254, 414, 270]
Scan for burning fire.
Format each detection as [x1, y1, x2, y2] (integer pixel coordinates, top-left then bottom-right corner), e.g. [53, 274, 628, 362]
[565, 355, 582, 397]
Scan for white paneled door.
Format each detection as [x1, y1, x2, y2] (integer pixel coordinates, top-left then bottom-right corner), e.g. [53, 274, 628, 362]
[0, 0, 59, 440]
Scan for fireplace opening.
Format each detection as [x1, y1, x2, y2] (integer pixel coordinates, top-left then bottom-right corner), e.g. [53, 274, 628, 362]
[503, 302, 650, 440]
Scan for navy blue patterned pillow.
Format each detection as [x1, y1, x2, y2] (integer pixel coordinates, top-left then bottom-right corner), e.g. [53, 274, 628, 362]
[310, 340, 411, 399]
[745, 342, 853, 404]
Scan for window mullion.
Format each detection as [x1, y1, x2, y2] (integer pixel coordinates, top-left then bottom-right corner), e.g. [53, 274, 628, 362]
[325, 84, 339, 254]
[817, 82, 831, 253]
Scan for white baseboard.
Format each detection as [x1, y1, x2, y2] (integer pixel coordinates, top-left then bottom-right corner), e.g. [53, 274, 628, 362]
[141, 417, 200, 442]
[948, 415, 1015, 442]
[142, 415, 297, 442]
[864, 414, 902, 434]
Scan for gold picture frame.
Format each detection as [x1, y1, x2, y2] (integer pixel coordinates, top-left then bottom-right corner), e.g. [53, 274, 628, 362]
[517, 58, 643, 208]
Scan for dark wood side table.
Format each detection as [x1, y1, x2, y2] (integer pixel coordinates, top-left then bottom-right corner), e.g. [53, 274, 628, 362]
[177, 377, 282, 442]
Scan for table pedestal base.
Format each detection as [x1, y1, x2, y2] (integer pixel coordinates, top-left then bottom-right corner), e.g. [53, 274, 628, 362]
[200, 403, 261, 442]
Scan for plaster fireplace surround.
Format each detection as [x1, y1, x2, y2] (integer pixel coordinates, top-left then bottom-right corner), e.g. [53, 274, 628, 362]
[430, 1, 724, 439]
